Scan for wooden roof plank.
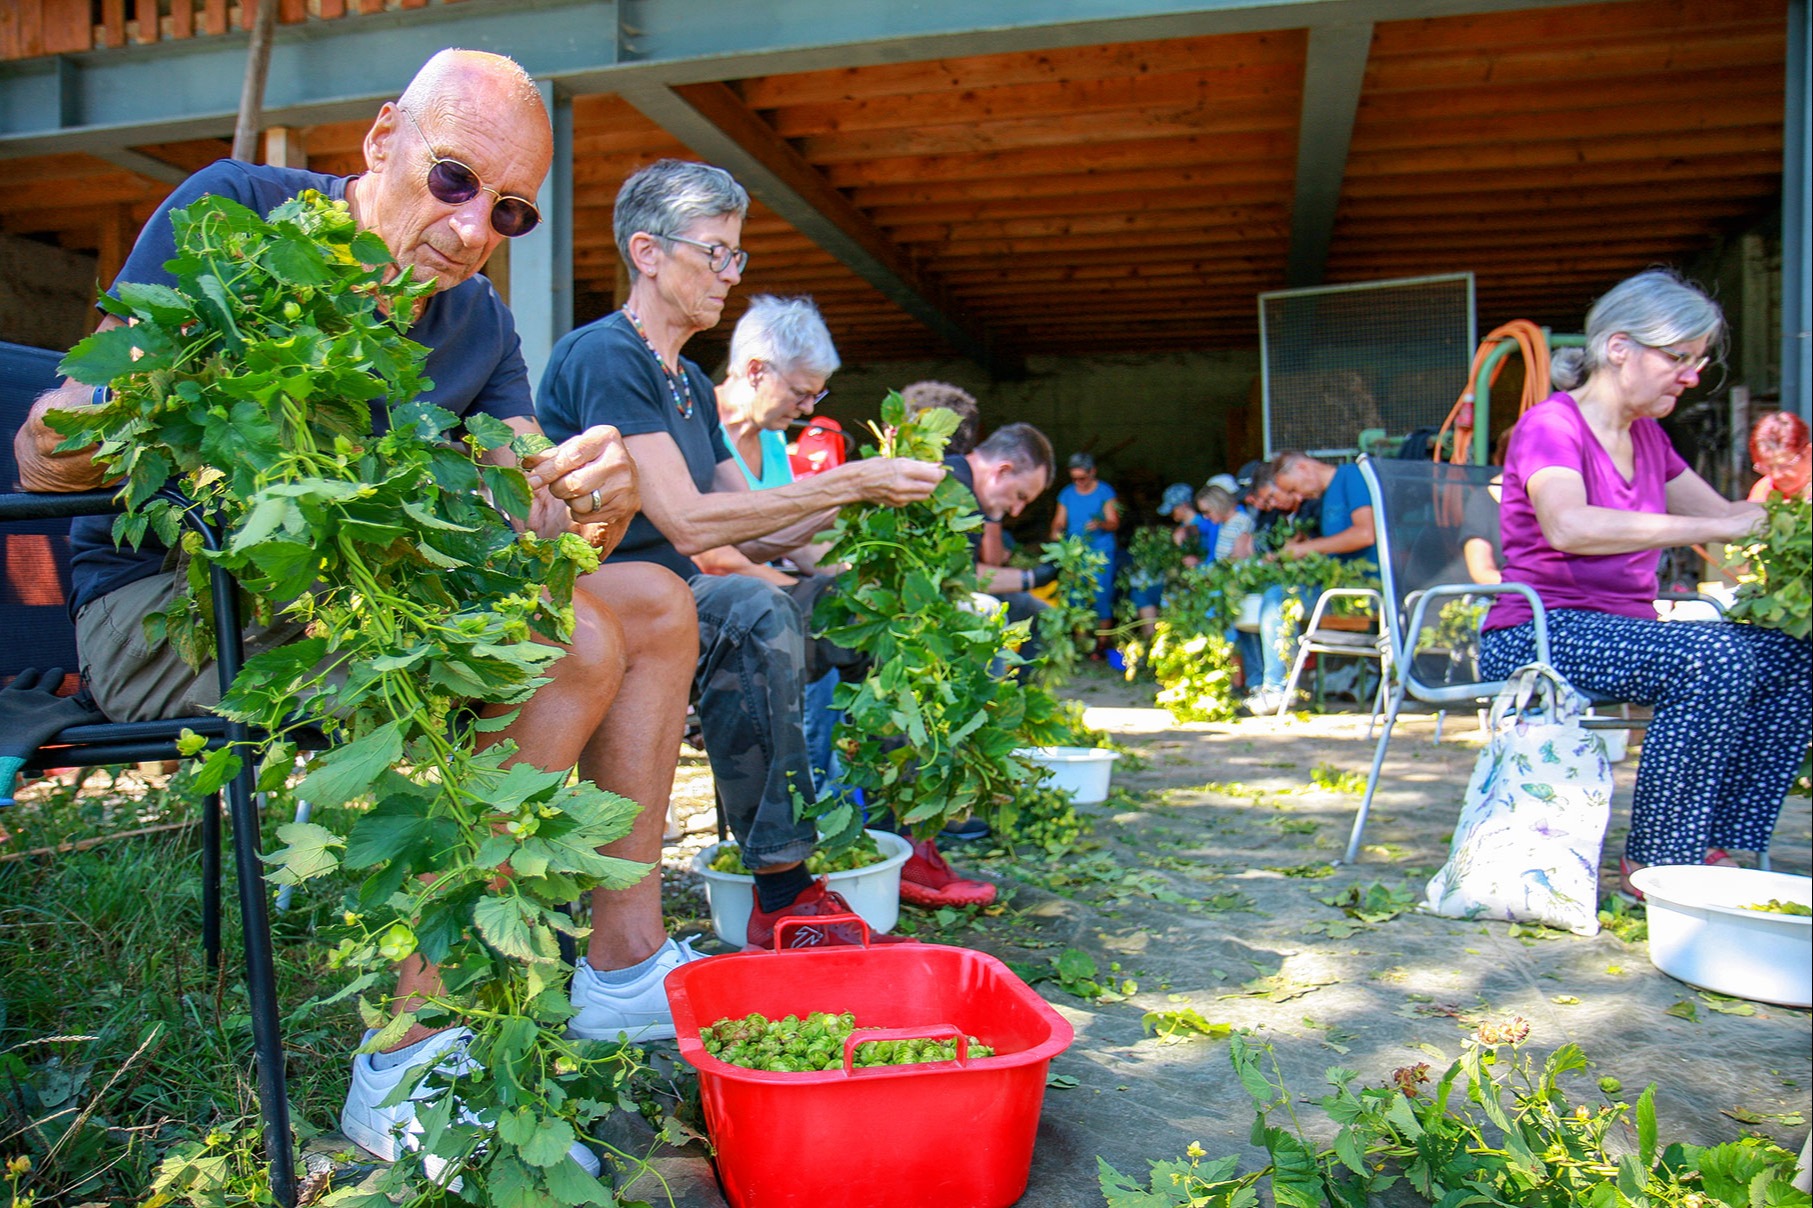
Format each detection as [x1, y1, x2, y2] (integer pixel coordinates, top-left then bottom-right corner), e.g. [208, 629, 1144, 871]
[793, 97, 1298, 163]
[619, 79, 1018, 374]
[733, 30, 1307, 108]
[762, 60, 1303, 138]
[818, 130, 1298, 188]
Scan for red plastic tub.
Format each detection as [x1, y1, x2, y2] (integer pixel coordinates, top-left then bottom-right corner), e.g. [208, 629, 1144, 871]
[664, 929, 1075, 1208]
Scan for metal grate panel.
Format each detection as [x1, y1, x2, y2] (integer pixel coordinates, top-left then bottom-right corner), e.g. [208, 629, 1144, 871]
[1259, 274, 1475, 458]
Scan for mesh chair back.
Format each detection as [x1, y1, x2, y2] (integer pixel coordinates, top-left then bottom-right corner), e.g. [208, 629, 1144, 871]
[1360, 455, 1502, 694]
[1, 341, 81, 681]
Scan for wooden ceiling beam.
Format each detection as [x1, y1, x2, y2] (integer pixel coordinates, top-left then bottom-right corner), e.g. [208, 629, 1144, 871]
[1357, 69, 1781, 126]
[1340, 151, 1785, 197]
[1367, 0, 1780, 56]
[615, 79, 1019, 376]
[763, 60, 1304, 139]
[930, 244, 1284, 273]
[1365, 29, 1786, 93]
[1337, 177, 1782, 217]
[733, 30, 1307, 109]
[922, 227, 1291, 260]
[1345, 125, 1782, 175]
[793, 98, 1296, 165]
[818, 130, 1297, 189]
[859, 181, 1289, 225]
[1350, 95, 1784, 154]
[846, 164, 1296, 209]
[879, 206, 1289, 244]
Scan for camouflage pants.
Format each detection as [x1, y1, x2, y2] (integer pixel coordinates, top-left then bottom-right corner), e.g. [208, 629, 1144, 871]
[689, 574, 818, 871]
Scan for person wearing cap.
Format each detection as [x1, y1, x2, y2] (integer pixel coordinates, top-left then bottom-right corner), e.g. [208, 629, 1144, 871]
[1050, 452, 1121, 634]
[1157, 481, 1210, 567]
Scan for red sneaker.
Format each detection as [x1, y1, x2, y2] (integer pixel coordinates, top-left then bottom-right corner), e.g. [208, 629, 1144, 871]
[899, 838, 997, 909]
[743, 879, 914, 951]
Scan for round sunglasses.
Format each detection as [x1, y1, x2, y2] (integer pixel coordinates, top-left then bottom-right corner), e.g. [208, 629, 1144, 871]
[396, 105, 542, 238]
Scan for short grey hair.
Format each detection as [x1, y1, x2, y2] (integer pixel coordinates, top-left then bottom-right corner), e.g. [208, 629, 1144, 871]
[973, 422, 1054, 480]
[613, 159, 750, 281]
[1552, 269, 1725, 391]
[728, 295, 841, 380]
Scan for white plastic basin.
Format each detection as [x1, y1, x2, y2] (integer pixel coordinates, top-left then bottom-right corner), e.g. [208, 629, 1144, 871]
[1015, 745, 1121, 805]
[1628, 865, 1811, 1007]
[691, 828, 912, 949]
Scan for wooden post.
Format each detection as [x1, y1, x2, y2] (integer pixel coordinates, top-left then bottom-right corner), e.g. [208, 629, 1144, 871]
[262, 125, 307, 168]
[230, 0, 279, 162]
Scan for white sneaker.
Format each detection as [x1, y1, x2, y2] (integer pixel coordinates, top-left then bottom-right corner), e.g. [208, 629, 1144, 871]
[340, 1026, 602, 1181]
[567, 936, 705, 1043]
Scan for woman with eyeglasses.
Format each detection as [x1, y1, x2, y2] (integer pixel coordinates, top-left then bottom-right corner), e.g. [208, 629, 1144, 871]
[1477, 269, 1810, 901]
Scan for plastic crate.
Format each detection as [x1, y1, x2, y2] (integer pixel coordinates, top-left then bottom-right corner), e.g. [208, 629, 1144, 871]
[665, 929, 1074, 1207]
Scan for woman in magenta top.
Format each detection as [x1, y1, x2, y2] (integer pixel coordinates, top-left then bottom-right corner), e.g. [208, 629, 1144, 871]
[1480, 270, 1810, 899]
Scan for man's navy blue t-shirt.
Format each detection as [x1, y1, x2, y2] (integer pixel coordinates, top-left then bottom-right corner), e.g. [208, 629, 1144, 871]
[67, 159, 533, 615]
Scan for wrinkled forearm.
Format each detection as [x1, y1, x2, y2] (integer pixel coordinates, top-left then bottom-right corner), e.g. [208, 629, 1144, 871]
[14, 382, 111, 492]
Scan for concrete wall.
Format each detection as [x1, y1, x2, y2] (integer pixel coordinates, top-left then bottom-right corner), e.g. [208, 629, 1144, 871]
[0, 232, 95, 353]
[824, 347, 1263, 527]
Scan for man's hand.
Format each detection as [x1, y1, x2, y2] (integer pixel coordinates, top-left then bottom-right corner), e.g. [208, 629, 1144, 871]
[523, 424, 639, 548]
[1279, 537, 1311, 559]
[848, 458, 945, 507]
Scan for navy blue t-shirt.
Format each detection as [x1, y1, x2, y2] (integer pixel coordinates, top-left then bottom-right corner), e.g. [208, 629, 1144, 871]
[67, 160, 533, 614]
[536, 309, 728, 581]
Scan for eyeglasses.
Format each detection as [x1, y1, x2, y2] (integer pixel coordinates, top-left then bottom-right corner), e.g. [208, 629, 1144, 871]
[396, 105, 542, 238]
[761, 362, 827, 408]
[1636, 340, 1710, 375]
[660, 233, 749, 275]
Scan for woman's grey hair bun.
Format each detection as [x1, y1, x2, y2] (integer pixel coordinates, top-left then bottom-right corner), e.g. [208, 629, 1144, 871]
[1551, 346, 1592, 391]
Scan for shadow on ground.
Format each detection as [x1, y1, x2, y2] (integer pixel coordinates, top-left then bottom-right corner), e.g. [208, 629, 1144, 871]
[644, 665, 1811, 1207]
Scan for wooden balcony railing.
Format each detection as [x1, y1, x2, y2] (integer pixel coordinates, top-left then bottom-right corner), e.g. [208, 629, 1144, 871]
[1, 0, 467, 62]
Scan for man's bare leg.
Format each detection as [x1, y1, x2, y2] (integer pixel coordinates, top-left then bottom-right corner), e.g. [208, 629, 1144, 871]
[571, 563, 697, 969]
[384, 589, 626, 1048]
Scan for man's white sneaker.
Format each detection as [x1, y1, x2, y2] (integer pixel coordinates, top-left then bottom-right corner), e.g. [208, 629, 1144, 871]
[567, 936, 705, 1043]
[339, 1026, 601, 1181]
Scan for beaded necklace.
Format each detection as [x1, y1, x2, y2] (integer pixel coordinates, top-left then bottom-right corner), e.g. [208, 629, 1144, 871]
[621, 305, 696, 420]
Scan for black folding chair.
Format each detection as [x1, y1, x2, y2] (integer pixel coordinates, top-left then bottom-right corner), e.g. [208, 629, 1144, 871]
[1, 340, 299, 1205]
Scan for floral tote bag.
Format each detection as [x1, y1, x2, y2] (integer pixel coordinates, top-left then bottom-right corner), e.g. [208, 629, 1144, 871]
[1422, 663, 1614, 936]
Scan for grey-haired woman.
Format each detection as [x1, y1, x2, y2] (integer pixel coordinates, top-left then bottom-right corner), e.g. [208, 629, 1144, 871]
[1477, 269, 1810, 898]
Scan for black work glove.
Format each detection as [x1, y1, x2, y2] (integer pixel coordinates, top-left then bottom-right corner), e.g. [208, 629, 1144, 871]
[0, 668, 102, 805]
[1027, 561, 1060, 589]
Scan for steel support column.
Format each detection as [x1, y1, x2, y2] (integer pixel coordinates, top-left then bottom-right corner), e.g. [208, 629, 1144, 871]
[510, 79, 573, 388]
[1784, 0, 1810, 421]
[1284, 21, 1373, 289]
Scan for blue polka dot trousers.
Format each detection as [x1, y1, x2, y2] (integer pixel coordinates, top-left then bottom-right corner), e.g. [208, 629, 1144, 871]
[1481, 610, 1811, 866]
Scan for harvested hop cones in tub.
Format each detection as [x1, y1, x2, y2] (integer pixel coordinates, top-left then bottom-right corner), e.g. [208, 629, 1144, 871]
[702, 1011, 995, 1072]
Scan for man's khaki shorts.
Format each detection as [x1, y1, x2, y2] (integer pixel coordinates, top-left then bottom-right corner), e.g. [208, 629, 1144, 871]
[75, 567, 310, 723]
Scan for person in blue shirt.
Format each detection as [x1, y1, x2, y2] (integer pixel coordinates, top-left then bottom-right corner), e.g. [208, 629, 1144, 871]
[1241, 451, 1378, 714]
[1049, 452, 1121, 632]
[1274, 450, 1377, 569]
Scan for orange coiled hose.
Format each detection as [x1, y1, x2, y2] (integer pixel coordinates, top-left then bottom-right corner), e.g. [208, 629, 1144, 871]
[1435, 319, 1551, 465]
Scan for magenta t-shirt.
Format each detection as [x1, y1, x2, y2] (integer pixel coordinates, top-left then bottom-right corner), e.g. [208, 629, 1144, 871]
[1484, 393, 1688, 630]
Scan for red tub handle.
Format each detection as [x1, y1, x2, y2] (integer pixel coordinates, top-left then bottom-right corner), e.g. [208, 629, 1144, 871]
[842, 1024, 969, 1075]
[771, 910, 870, 951]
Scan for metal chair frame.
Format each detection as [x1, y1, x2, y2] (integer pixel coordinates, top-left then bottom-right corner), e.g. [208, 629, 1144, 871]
[2, 342, 299, 1205]
[1339, 455, 1765, 872]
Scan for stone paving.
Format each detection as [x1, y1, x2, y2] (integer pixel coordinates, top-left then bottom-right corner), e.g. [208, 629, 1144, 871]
[624, 665, 1813, 1207]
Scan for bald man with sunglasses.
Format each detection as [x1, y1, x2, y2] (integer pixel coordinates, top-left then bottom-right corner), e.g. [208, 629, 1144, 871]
[11, 50, 701, 1181]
